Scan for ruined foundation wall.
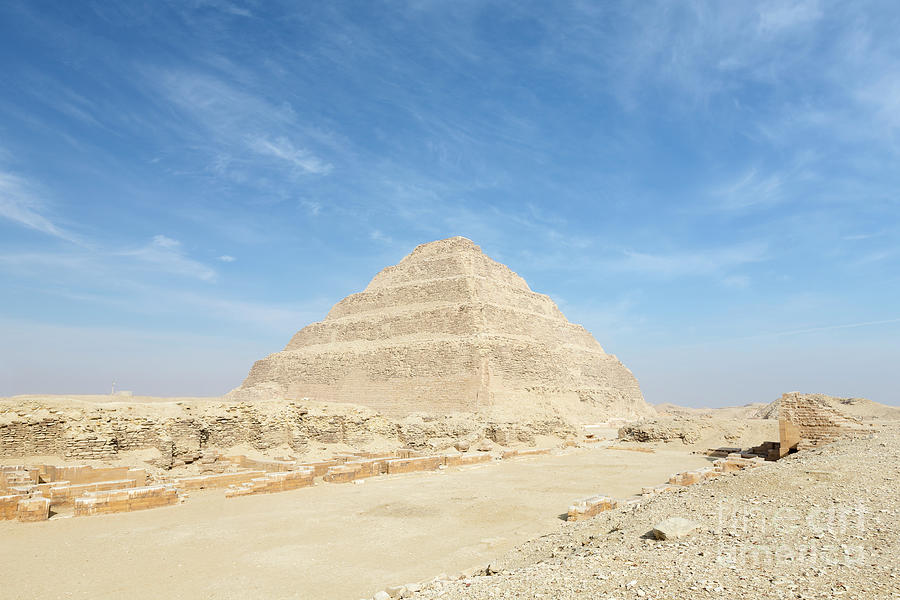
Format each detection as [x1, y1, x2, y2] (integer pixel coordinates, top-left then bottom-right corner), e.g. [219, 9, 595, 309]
[778, 392, 869, 455]
[0, 397, 575, 464]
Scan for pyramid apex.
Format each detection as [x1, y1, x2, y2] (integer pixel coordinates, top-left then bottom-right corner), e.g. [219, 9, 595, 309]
[405, 236, 481, 261]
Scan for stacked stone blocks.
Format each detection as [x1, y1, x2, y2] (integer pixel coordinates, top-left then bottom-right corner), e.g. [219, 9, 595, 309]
[74, 485, 179, 516]
[225, 469, 315, 498]
[778, 392, 870, 456]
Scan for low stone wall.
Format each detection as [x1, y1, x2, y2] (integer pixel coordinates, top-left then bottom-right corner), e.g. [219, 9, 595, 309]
[48, 479, 139, 507]
[443, 453, 492, 467]
[74, 485, 179, 517]
[225, 469, 315, 498]
[385, 456, 443, 475]
[501, 448, 552, 459]
[567, 495, 619, 521]
[1, 493, 23, 519]
[298, 459, 347, 477]
[1, 466, 38, 490]
[223, 456, 295, 472]
[323, 465, 360, 483]
[16, 496, 50, 522]
[174, 471, 266, 490]
[38, 465, 147, 486]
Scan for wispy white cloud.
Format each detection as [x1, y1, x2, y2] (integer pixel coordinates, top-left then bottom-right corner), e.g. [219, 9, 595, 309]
[369, 229, 393, 244]
[713, 168, 787, 211]
[148, 69, 333, 184]
[617, 243, 768, 278]
[0, 171, 79, 242]
[248, 136, 333, 174]
[842, 231, 884, 241]
[122, 235, 217, 282]
[218, 254, 236, 262]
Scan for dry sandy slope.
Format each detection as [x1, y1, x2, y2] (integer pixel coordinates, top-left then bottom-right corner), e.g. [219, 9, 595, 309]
[0, 446, 711, 600]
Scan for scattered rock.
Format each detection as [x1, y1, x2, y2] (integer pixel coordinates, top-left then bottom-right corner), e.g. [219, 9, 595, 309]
[652, 517, 700, 540]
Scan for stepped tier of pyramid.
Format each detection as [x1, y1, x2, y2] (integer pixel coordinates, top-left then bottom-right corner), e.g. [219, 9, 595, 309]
[231, 237, 652, 422]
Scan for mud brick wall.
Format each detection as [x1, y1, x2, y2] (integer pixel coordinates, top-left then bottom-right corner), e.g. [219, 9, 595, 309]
[778, 392, 868, 455]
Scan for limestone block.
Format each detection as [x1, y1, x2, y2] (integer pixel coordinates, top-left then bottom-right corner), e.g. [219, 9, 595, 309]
[459, 453, 492, 465]
[323, 465, 360, 483]
[669, 471, 703, 486]
[174, 471, 265, 491]
[225, 469, 314, 497]
[297, 459, 345, 477]
[48, 479, 140, 507]
[1, 494, 24, 520]
[385, 456, 443, 475]
[640, 484, 677, 497]
[74, 485, 179, 516]
[652, 517, 700, 540]
[16, 496, 50, 522]
[224, 456, 295, 472]
[567, 495, 619, 521]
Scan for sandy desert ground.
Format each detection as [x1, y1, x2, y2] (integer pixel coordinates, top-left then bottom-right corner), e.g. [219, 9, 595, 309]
[0, 444, 715, 600]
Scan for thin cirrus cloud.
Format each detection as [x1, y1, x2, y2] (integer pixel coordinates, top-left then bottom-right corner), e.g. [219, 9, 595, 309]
[247, 136, 333, 175]
[0, 170, 79, 243]
[616, 243, 769, 279]
[147, 69, 333, 180]
[120, 235, 217, 282]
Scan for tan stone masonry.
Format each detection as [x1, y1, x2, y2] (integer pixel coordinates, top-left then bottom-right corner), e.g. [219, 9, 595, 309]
[777, 392, 871, 456]
[231, 237, 651, 423]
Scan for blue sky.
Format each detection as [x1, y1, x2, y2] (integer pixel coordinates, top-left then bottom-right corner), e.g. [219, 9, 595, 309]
[1, 1, 898, 406]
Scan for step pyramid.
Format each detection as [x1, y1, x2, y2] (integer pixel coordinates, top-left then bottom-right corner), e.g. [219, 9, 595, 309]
[230, 237, 651, 421]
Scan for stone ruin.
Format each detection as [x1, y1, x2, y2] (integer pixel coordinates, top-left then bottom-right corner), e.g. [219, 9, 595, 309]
[1, 444, 559, 524]
[777, 392, 870, 457]
[231, 237, 652, 423]
[698, 392, 874, 462]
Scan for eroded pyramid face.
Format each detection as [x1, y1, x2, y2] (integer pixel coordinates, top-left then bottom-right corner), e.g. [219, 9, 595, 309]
[231, 237, 650, 422]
